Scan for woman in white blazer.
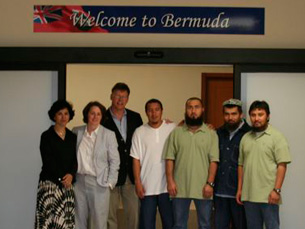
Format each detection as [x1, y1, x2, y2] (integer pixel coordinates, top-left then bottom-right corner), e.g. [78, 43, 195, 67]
[72, 101, 120, 229]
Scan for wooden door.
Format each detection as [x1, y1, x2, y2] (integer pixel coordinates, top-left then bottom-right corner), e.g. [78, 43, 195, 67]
[202, 73, 233, 128]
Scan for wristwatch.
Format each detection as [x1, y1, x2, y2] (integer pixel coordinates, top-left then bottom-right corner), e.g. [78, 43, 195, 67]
[273, 188, 281, 194]
[206, 181, 215, 188]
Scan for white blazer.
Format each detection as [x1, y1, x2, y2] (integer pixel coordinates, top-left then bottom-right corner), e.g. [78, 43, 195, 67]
[72, 125, 120, 188]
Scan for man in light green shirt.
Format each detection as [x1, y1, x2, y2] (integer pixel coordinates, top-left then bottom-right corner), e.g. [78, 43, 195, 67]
[163, 97, 219, 229]
[237, 100, 291, 229]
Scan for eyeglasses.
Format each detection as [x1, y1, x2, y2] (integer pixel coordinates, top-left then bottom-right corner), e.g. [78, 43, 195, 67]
[113, 95, 128, 100]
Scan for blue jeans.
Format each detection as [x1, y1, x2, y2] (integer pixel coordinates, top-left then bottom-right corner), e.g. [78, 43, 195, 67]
[243, 202, 279, 229]
[214, 196, 247, 229]
[139, 193, 173, 229]
[172, 198, 212, 229]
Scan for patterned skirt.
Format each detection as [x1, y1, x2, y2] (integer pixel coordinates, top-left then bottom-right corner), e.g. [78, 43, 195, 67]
[35, 180, 75, 229]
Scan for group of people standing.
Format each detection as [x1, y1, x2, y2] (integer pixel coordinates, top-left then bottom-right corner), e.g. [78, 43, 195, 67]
[34, 82, 291, 229]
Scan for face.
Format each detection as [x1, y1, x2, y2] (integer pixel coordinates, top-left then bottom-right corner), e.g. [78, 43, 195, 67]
[111, 90, 129, 111]
[87, 106, 102, 127]
[185, 99, 204, 119]
[249, 108, 269, 131]
[54, 108, 70, 127]
[223, 106, 243, 131]
[146, 102, 163, 126]
[185, 99, 204, 126]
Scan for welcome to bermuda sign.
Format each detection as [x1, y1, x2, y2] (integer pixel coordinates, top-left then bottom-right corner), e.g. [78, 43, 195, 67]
[33, 6, 265, 34]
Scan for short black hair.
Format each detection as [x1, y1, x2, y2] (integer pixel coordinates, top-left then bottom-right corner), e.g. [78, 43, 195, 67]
[185, 97, 204, 107]
[145, 99, 163, 112]
[223, 104, 243, 114]
[82, 101, 106, 124]
[48, 100, 75, 122]
[111, 82, 130, 95]
[249, 100, 270, 115]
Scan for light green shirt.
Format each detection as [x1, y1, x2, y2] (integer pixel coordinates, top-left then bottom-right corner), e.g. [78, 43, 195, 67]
[239, 125, 291, 204]
[163, 124, 219, 199]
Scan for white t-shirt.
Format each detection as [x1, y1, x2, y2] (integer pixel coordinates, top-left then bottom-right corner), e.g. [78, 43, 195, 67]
[130, 120, 176, 196]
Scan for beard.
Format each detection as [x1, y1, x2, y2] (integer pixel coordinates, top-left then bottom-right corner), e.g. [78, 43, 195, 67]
[252, 123, 268, 132]
[224, 121, 241, 132]
[185, 112, 204, 126]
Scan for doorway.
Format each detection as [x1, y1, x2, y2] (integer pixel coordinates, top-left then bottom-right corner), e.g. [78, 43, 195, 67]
[202, 73, 233, 128]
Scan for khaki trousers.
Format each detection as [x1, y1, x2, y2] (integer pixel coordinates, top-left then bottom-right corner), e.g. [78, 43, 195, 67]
[107, 176, 139, 229]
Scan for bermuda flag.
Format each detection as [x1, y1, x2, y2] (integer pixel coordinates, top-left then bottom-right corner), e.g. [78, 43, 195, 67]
[33, 5, 108, 32]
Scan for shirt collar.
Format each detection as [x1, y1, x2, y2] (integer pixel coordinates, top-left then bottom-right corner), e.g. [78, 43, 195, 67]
[109, 107, 127, 120]
[183, 123, 207, 133]
[229, 119, 244, 135]
[250, 124, 271, 137]
[85, 125, 100, 137]
[264, 124, 272, 135]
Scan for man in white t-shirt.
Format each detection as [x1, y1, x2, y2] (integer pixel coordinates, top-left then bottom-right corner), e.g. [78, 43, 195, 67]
[130, 98, 176, 229]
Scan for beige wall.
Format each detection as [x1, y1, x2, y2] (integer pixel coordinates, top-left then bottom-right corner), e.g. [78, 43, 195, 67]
[1, 0, 305, 48]
[66, 64, 233, 128]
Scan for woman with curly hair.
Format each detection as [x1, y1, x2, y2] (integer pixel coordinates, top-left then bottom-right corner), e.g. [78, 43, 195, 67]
[35, 100, 77, 229]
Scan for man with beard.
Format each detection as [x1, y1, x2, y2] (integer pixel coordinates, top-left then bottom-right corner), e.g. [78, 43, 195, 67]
[163, 97, 219, 229]
[214, 99, 250, 229]
[236, 100, 291, 229]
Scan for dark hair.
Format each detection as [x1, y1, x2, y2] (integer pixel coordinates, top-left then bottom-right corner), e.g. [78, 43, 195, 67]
[82, 101, 106, 124]
[111, 82, 130, 95]
[145, 99, 163, 112]
[48, 100, 75, 122]
[248, 100, 270, 115]
[223, 104, 243, 114]
[185, 97, 204, 107]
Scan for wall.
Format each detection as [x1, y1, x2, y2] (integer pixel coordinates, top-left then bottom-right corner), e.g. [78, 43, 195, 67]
[1, 0, 305, 48]
[66, 64, 233, 127]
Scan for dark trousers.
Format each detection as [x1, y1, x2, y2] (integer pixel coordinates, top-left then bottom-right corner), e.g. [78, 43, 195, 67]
[172, 198, 213, 229]
[214, 196, 247, 229]
[139, 193, 173, 229]
[243, 202, 279, 229]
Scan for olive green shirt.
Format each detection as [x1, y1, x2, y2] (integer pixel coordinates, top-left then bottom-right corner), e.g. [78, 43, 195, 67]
[163, 124, 219, 199]
[239, 125, 291, 204]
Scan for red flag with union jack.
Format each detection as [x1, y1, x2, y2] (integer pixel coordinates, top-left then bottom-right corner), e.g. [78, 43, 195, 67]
[33, 5, 108, 32]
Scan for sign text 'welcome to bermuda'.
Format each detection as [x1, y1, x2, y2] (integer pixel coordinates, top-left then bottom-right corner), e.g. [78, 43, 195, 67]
[33, 6, 265, 34]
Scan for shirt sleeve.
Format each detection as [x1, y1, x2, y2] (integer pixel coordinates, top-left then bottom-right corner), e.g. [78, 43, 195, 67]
[40, 131, 59, 177]
[162, 130, 176, 160]
[130, 129, 141, 160]
[209, 130, 219, 162]
[238, 135, 246, 166]
[68, 133, 78, 181]
[273, 133, 292, 164]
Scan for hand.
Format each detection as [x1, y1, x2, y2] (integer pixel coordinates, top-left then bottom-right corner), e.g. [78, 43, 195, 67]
[135, 182, 145, 199]
[164, 118, 173, 124]
[268, 190, 280, 204]
[167, 179, 177, 197]
[206, 123, 215, 130]
[61, 173, 73, 189]
[178, 120, 185, 126]
[236, 190, 243, 205]
[202, 184, 213, 198]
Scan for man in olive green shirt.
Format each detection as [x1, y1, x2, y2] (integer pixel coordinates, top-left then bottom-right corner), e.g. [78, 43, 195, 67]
[237, 100, 291, 229]
[163, 97, 219, 229]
